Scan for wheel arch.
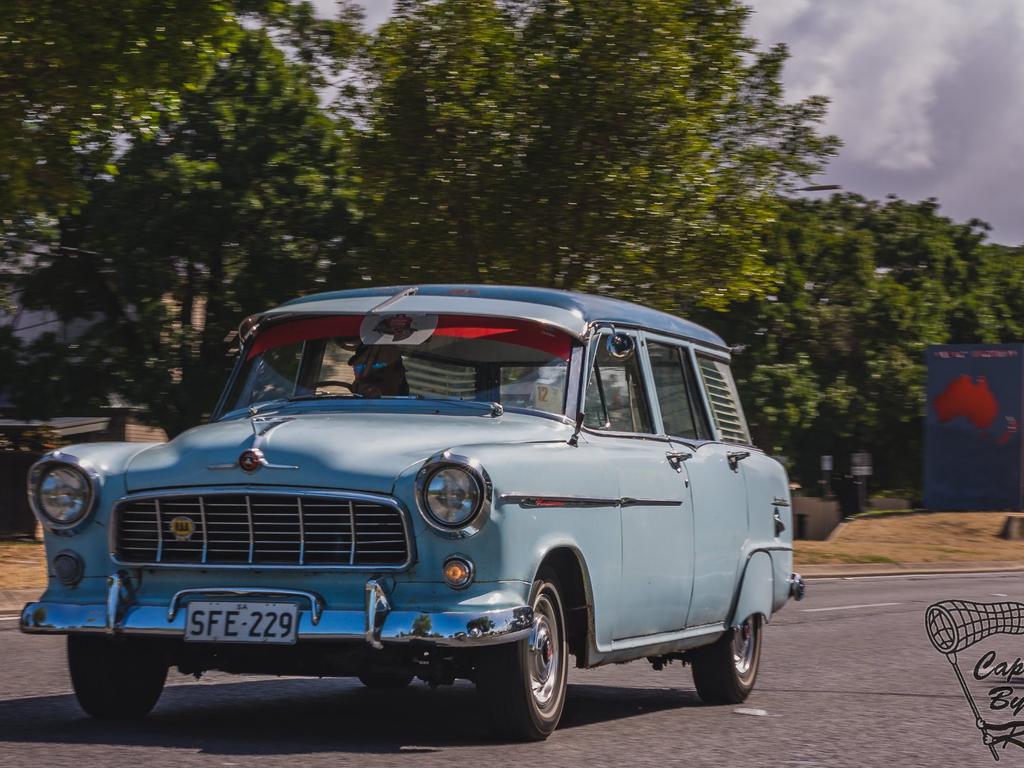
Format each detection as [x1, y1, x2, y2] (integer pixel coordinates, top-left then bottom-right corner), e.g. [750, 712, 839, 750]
[535, 545, 595, 668]
[727, 550, 776, 629]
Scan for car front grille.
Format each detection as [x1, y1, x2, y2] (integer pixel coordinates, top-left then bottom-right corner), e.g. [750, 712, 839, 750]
[114, 492, 411, 568]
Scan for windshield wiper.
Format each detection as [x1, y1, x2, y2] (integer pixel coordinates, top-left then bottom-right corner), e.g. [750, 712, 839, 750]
[388, 394, 504, 416]
[287, 392, 363, 402]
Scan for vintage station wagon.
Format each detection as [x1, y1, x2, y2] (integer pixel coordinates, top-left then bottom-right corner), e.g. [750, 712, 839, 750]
[22, 285, 804, 740]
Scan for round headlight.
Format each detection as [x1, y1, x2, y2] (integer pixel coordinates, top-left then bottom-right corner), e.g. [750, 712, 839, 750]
[33, 464, 93, 527]
[424, 467, 481, 528]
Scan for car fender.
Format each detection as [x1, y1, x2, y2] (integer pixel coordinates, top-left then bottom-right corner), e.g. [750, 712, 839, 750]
[728, 550, 774, 628]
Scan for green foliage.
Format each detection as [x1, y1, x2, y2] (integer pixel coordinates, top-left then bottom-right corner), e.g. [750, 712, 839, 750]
[7, 0, 1022, 501]
[696, 194, 1024, 492]
[357, 0, 837, 309]
[15, 29, 357, 434]
[0, 0, 361, 224]
[0, 1, 237, 223]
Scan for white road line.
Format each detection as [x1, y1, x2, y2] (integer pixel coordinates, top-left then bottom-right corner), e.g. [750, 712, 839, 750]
[807, 571, 1024, 584]
[802, 602, 902, 613]
[0, 616, 20, 622]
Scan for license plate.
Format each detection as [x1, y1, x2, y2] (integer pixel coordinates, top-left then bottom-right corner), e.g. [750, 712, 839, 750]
[184, 601, 299, 645]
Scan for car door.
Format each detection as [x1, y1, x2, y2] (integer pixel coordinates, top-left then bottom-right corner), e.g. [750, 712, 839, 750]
[583, 330, 692, 640]
[678, 349, 752, 628]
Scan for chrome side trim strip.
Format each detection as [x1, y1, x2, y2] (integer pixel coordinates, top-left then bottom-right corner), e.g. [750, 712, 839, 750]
[772, 496, 791, 507]
[500, 494, 682, 509]
[619, 497, 683, 508]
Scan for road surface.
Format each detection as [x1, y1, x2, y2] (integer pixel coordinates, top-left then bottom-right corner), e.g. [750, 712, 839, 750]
[2, 572, 1022, 767]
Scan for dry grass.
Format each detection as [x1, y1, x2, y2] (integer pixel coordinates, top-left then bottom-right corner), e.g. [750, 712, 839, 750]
[795, 511, 1024, 565]
[0, 541, 46, 590]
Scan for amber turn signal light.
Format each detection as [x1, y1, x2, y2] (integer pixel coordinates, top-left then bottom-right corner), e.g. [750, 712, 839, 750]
[442, 556, 475, 589]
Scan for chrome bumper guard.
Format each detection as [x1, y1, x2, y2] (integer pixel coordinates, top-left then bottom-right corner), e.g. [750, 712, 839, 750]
[789, 572, 806, 601]
[20, 576, 534, 648]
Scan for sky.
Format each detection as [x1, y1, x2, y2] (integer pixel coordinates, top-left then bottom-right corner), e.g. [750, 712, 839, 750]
[330, 0, 1024, 244]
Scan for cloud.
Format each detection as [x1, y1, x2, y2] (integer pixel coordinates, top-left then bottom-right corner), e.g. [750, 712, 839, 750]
[748, 0, 1024, 243]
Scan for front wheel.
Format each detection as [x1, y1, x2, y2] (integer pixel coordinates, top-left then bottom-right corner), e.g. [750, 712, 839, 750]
[690, 614, 763, 704]
[476, 569, 569, 741]
[68, 635, 168, 719]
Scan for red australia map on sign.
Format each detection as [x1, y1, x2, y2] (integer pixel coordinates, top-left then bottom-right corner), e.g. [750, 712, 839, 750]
[933, 374, 999, 429]
[933, 374, 1018, 445]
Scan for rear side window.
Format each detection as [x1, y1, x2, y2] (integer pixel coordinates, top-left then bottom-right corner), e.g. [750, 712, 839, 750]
[697, 355, 751, 444]
[584, 335, 653, 434]
[647, 342, 710, 440]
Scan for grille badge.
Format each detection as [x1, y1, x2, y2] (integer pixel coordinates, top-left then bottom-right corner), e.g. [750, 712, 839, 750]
[170, 516, 195, 541]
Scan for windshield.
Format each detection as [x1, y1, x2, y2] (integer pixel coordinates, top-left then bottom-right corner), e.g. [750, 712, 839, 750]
[223, 313, 573, 417]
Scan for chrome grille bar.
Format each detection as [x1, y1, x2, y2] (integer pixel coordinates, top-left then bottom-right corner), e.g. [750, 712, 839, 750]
[245, 495, 254, 563]
[113, 489, 411, 570]
[297, 496, 306, 564]
[199, 496, 208, 564]
[155, 499, 164, 562]
[348, 499, 356, 566]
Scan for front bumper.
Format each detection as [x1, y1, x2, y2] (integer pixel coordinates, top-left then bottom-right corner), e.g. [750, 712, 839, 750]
[20, 576, 534, 648]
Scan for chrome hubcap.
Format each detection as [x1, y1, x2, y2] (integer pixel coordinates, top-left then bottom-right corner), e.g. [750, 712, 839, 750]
[732, 617, 756, 678]
[528, 594, 560, 709]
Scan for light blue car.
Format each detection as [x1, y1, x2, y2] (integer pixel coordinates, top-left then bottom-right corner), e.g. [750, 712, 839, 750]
[21, 285, 804, 740]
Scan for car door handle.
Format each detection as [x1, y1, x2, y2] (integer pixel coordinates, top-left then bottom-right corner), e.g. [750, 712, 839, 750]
[665, 452, 691, 473]
[727, 451, 750, 471]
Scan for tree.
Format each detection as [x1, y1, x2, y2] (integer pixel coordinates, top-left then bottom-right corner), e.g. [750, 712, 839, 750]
[696, 194, 1024, 494]
[15, 29, 358, 434]
[357, 0, 838, 310]
[0, 0, 362, 225]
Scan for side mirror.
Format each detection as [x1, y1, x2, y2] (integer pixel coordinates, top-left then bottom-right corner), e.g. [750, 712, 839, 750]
[606, 333, 635, 360]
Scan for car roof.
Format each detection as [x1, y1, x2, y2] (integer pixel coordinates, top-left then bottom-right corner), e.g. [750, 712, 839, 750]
[248, 284, 727, 351]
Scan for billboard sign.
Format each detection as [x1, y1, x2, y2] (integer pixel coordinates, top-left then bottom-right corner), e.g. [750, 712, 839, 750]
[924, 345, 1023, 510]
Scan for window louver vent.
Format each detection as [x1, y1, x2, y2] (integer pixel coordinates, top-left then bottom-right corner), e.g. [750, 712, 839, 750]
[697, 357, 750, 445]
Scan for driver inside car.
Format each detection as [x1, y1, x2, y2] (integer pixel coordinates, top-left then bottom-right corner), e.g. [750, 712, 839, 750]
[347, 344, 410, 398]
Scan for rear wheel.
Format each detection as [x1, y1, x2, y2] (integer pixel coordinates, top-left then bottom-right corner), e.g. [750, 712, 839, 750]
[68, 635, 167, 719]
[476, 569, 569, 741]
[357, 672, 414, 689]
[691, 614, 762, 704]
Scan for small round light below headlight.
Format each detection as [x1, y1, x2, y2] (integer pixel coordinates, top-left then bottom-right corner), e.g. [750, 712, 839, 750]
[442, 556, 475, 590]
[35, 465, 92, 526]
[424, 467, 482, 528]
[53, 551, 84, 586]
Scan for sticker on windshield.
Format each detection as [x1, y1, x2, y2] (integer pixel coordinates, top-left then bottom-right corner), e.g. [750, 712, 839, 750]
[360, 313, 438, 345]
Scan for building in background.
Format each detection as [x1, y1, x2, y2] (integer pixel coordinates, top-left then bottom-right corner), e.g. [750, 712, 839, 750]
[0, 259, 166, 535]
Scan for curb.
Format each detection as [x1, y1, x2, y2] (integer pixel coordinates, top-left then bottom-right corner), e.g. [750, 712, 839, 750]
[798, 560, 1024, 578]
